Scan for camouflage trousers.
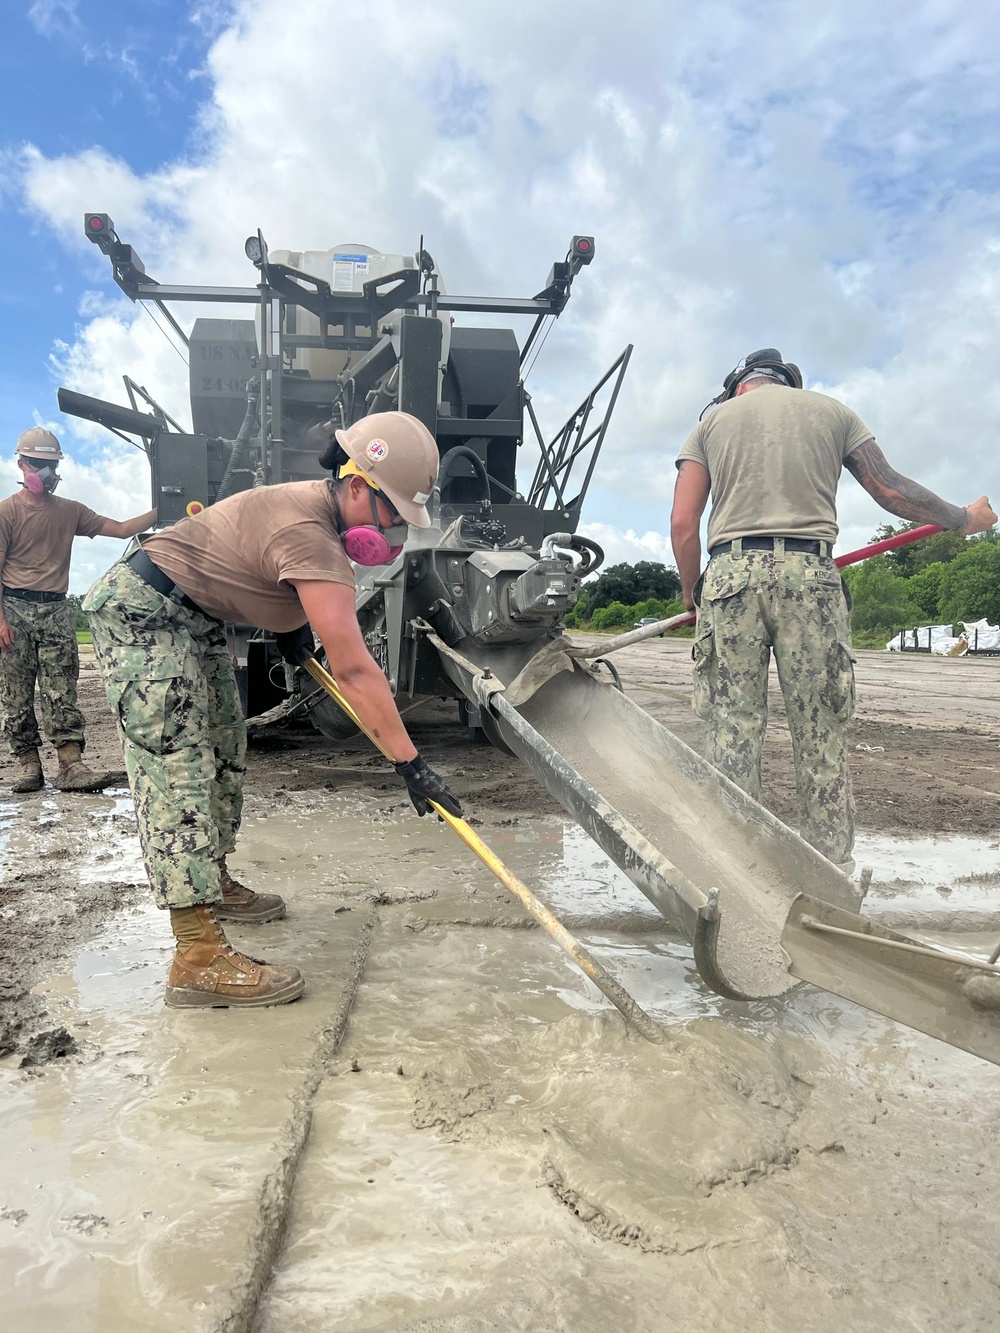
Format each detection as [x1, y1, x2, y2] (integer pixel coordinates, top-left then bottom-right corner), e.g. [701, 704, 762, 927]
[0, 595, 86, 756]
[692, 543, 856, 864]
[83, 561, 246, 910]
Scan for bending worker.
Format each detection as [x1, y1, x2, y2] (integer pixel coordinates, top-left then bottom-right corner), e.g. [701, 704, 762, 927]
[0, 427, 156, 793]
[671, 349, 995, 873]
[83, 411, 462, 1010]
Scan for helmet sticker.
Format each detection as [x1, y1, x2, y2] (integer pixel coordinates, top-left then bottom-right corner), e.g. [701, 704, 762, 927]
[412, 490, 431, 504]
[365, 438, 388, 463]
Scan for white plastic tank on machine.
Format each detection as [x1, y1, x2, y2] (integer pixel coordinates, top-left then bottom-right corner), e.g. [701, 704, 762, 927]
[267, 244, 451, 386]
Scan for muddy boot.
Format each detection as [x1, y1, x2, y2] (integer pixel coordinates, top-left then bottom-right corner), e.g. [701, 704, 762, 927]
[11, 748, 44, 793]
[53, 742, 113, 792]
[165, 905, 304, 1009]
[215, 856, 286, 924]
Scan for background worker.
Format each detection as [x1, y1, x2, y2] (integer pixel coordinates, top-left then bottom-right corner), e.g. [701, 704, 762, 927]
[670, 348, 996, 872]
[83, 410, 462, 1010]
[0, 427, 157, 793]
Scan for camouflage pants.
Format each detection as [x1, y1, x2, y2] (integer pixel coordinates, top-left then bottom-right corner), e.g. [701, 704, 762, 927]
[692, 543, 856, 864]
[83, 562, 246, 909]
[0, 595, 86, 756]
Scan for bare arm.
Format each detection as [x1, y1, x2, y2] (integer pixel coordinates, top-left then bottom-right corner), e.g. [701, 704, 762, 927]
[0, 543, 11, 649]
[670, 460, 711, 611]
[98, 508, 158, 540]
[844, 440, 995, 534]
[291, 579, 418, 764]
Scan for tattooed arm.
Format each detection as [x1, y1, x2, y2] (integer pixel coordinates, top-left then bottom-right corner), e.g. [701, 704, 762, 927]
[845, 439, 995, 534]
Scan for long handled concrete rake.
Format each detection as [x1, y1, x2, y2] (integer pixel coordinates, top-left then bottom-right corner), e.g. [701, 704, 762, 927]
[295, 651, 665, 1045]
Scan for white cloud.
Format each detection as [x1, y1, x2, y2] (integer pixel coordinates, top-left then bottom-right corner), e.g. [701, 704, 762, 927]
[27, 0, 80, 39]
[8, 0, 1000, 581]
[577, 522, 676, 570]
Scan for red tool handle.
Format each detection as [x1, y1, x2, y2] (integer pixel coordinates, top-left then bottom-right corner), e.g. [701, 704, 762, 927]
[667, 524, 944, 630]
[833, 523, 942, 569]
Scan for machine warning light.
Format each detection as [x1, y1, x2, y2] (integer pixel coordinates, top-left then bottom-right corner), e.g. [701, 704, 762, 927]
[185, 501, 205, 517]
[85, 213, 114, 240]
[571, 236, 595, 262]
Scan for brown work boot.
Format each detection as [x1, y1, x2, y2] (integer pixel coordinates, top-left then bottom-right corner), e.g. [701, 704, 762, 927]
[54, 742, 113, 792]
[215, 856, 287, 923]
[12, 748, 43, 793]
[165, 905, 304, 1009]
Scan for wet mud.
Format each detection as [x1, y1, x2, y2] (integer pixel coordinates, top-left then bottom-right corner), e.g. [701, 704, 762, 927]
[2, 649, 1000, 1330]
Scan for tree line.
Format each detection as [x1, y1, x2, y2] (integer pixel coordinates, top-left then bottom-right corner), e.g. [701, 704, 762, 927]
[564, 528, 1000, 645]
[563, 561, 686, 630]
[842, 523, 1000, 646]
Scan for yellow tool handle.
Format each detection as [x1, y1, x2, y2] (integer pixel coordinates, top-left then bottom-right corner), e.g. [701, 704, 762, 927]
[300, 655, 665, 1044]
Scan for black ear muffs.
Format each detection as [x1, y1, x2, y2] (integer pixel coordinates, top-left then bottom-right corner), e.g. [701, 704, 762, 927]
[699, 348, 802, 418]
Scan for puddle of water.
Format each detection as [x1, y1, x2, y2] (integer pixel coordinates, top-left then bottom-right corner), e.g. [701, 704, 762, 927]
[0, 789, 143, 888]
[856, 831, 1000, 912]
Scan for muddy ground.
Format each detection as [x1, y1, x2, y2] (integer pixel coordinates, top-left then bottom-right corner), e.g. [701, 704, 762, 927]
[5, 643, 998, 1056]
[2, 643, 1000, 1331]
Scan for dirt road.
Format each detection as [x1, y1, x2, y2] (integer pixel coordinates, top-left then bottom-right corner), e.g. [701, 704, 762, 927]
[2, 645, 999, 1331]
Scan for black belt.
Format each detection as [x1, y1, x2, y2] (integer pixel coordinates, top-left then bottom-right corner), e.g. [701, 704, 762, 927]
[709, 537, 828, 557]
[125, 547, 210, 618]
[2, 586, 66, 603]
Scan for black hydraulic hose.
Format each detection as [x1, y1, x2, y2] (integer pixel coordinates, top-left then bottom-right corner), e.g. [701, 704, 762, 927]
[438, 444, 491, 509]
[570, 535, 604, 575]
[216, 386, 259, 503]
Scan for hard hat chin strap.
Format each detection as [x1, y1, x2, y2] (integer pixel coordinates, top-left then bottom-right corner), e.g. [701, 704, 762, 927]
[331, 479, 406, 568]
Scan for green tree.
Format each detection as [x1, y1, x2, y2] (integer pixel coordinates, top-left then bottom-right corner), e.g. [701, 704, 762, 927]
[906, 561, 948, 621]
[67, 594, 88, 631]
[843, 558, 924, 634]
[582, 561, 680, 615]
[868, 521, 969, 576]
[938, 542, 1000, 626]
[562, 592, 589, 629]
[591, 600, 633, 630]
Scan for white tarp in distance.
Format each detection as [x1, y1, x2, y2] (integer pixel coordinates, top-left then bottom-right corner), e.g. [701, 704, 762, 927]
[885, 620, 1000, 655]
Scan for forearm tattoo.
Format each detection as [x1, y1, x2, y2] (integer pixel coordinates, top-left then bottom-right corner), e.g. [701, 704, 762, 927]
[845, 440, 966, 530]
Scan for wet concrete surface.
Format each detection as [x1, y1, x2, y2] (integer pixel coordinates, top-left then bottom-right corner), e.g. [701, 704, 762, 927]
[2, 650, 1000, 1330]
[3, 789, 1000, 1331]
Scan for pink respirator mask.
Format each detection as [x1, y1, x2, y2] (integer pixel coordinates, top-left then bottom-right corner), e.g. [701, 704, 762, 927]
[339, 484, 407, 566]
[23, 464, 59, 495]
[341, 526, 406, 566]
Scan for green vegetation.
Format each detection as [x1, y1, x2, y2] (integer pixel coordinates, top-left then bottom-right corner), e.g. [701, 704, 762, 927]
[563, 561, 688, 632]
[69, 594, 93, 645]
[564, 528, 999, 645]
[842, 524, 1000, 643]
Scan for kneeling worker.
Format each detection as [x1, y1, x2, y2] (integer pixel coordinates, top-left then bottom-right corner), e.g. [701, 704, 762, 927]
[83, 411, 461, 1010]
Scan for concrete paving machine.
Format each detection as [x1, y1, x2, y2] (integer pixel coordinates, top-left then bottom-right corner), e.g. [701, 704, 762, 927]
[59, 216, 1000, 1068]
[60, 217, 623, 738]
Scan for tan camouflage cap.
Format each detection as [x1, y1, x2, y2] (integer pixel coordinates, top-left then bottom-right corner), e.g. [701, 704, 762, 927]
[16, 428, 64, 461]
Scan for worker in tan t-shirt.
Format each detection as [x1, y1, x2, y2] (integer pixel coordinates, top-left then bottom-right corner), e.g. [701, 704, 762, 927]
[82, 411, 462, 1010]
[670, 348, 995, 872]
[0, 428, 156, 794]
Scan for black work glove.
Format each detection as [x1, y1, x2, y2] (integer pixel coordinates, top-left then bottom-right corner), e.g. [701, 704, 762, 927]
[274, 623, 315, 666]
[393, 753, 463, 819]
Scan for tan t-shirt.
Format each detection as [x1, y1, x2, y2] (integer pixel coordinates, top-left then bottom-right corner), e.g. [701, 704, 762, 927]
[0, 492, 107, 593]
[676, 386, 874, 548]
[143, 481, 355, 631]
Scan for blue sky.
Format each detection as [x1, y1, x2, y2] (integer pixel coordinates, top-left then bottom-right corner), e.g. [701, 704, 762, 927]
[2, 0, 999, 589]
[0, 3, 218, 451]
